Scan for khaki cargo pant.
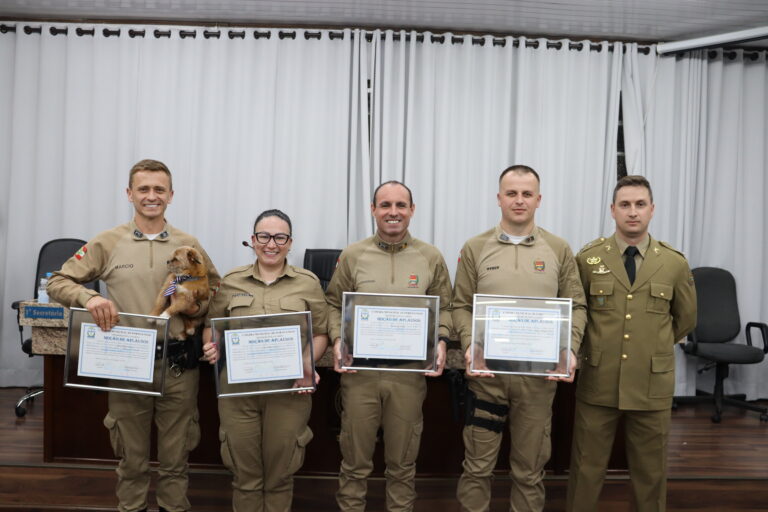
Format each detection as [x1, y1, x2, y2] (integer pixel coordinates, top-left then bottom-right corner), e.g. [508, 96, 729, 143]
[218, 391, 313, 512]
[457, 374, 557, 512]
[104, 365, 200, 512]
[567, 399, 671, 512]
[336, 370, 427, 512]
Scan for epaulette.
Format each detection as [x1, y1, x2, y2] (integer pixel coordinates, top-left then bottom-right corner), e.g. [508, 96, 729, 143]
[223, 264, 252, 279]
[293, 266, 322, 282]
[578, 237, 606, 255]
[658, 240, 688, 260]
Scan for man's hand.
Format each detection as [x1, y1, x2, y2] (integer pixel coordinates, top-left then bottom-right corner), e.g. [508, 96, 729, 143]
[294, 371, 320, 394]
[465, 346, 494, 378]
[201, 327, 218, 364]
[546, 349, 577, 383]
[85, 296, 119, 331]
[426, 340, 447, 377]
[332, 338, 356, 374]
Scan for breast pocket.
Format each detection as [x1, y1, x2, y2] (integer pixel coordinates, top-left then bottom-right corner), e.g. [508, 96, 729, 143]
[226, 295, 254, 315]
[279, 297, 307, 313]
[647, 282, 673, 314]
[589, 281, 615, 311]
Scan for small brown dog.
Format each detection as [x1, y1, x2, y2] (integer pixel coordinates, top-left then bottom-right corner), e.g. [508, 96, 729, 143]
[149, 246, 210, 339]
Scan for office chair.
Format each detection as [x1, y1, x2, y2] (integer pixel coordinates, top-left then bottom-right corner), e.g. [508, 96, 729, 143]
[302, 249, 342, 292]
[679, 267, 768, 423]
[10, 238, 100, 418]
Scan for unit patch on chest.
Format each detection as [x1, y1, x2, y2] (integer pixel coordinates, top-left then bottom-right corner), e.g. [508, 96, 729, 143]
[408, 274, 419, 287]
[533, 260, 545, 272]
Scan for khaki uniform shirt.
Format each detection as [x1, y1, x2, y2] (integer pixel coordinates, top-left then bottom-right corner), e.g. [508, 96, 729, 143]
[47, 221, 220, 340]
[326, 232, 452, 342]
[576, 234, 697, 410]
[207, 263, 328, 337]
[453, 225, 587, 352]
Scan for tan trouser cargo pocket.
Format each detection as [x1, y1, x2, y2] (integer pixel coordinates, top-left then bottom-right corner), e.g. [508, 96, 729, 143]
[402, 422, 424, 464]
[185, 410, 201, 453]
[287, 426, 314, 474]
[103, 413, 124, 458]
[219, 428, 237, 474]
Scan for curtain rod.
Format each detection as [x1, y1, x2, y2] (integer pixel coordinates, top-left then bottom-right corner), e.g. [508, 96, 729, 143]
[13, 23, 746, 55]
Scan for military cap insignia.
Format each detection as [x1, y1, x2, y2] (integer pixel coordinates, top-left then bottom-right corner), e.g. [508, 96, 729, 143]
[586, 256, 601, 265]
[593, 264, 611, 274]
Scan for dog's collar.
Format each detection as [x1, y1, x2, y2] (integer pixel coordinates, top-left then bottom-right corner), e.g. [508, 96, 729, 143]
[163, 275, 201, 297]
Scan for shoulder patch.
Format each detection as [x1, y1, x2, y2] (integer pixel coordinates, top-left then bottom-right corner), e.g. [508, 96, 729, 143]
[74, 245, 87, 260]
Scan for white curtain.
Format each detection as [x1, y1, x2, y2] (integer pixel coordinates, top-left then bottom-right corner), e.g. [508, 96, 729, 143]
[361, 31, 622, 278]
[0, 23, 354, 386]
[1, 22, 626, 387]
[623, 44, 768, 399]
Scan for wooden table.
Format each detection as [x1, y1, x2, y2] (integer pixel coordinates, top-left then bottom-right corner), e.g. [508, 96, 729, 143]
[19, 301, 626, 474]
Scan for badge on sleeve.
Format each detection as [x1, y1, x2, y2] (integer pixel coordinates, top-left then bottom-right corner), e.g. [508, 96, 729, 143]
[75, 245, 87, 260]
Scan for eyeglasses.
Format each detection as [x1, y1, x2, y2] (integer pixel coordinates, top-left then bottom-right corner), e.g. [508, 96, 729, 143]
[253, 232, 291, 246]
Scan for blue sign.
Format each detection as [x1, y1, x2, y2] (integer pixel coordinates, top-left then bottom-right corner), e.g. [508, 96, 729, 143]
[25, 305, 65, 320]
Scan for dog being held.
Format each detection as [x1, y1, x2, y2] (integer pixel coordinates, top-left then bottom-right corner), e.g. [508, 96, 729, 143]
[149, 246, 210, 339]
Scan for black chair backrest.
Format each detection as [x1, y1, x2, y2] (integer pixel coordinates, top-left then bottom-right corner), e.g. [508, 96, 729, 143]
[303, 249, 342, 292]
[691, 266, 740, 344]
[34, 238, 100, 298]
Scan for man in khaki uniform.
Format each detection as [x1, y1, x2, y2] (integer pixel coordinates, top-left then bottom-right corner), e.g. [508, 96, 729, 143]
[567, 175, 697, 512]
[47, 160, 220, 512]
[453, 165, 587, 512]
[327, 180, 452, 512]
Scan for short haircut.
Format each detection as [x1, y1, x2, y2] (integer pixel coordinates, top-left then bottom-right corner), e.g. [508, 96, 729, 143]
[253, 209, 293, 236]
[128, 159, 173, 190]
[499, 165, 540, 184]
[372, 180, 413, 207]
[612, 175, 653, 203]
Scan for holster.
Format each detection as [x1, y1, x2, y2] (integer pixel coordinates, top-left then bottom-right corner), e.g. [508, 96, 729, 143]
[464, 389, 509, 433]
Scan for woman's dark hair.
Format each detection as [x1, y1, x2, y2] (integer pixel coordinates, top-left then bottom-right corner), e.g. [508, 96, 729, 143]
[253, 209, 292, 236]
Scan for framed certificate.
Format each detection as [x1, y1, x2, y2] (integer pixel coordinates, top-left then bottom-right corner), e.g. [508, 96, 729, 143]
[210, 311, 315, 398]
[470, 294, 573, 377]
[340, 292, 439, 372]
[64, 307, 169, 396]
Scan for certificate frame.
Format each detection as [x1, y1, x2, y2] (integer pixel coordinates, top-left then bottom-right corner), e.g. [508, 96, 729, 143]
[64, 307, 169, 396]
[211, 311, 315, 398]
[470, 294, 573, 377]
[340, 292, 439, 373]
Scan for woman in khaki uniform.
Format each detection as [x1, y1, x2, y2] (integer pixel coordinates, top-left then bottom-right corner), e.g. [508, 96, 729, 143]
[202, 209, 329, 512]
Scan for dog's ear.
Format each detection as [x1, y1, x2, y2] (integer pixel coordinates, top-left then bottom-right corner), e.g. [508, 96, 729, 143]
[187, 248, 202, 265]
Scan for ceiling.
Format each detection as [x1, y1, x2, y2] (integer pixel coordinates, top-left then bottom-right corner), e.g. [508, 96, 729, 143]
[1, 0, 768, 48]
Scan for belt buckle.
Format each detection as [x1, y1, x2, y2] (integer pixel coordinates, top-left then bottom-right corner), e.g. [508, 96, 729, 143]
[169, 362, 184, 378]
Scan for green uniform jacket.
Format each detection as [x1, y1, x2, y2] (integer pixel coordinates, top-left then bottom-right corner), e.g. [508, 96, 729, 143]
[326, 232, 452, 342]
[575, 234, 697, 411]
